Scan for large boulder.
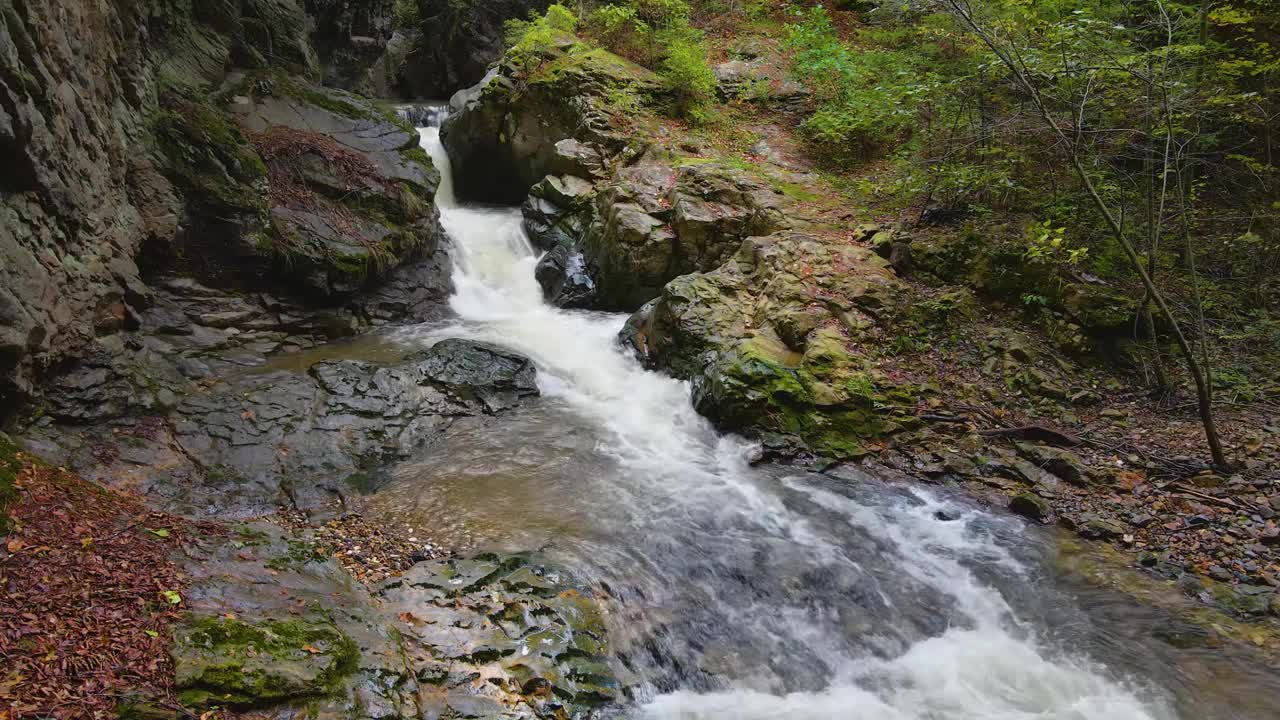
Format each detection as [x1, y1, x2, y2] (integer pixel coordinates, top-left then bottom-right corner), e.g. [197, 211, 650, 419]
[441, 37, 663, 203]
[623, 232, 918, 458]
[528, 161, 787, 311]
[216, 75, 443, 298]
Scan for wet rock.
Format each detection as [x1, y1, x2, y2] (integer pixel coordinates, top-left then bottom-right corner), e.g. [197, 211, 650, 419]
[175, 521, 419, 716]
[418, 339, 540, 412]
[536, 246, 599, 309]
[622, 232, 914, 457]
[26, 340, 539, 516]
[1009, 492, 1052, 522]
[377, 553, 619, 716]
[442, 37, 662, 203]
[173, 615, 358, 707]
[522, 175, 595, 253]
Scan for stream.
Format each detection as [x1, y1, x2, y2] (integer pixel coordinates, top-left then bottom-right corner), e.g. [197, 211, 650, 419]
[360, 112, 1278, 719]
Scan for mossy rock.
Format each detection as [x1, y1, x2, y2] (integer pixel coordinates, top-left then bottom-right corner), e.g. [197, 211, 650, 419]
[153, 94, 269, 215]
[173, 615, 358, 709]
[1061, 283, 1141, 334]
[631, 233, 915, 459]
[693, 329, 916, 459]
[442, 33, 663, 204]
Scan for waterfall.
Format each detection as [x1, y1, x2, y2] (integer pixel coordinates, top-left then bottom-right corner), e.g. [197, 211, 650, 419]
[409, 117, 1175, 720]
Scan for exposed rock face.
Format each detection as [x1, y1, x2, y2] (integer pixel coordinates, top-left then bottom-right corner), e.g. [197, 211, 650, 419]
[623, 232, 918, 458]
[584, 162, 787, 310]
[713, 59, 809, 110]
[174, 521, 618, 717]
[223, 76, 442, 298]
[304, 0, 397, 92]
[0, 0, 449, 415]
[25, 332, 537, 516]
[1, 0, 190, 411]
[377, 553, 620, 716]
[524, 161, 787, 311]
[400, 0, 552, 100]
[441, 39, 663, 204]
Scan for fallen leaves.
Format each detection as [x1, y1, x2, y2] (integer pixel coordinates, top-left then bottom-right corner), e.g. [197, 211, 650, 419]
[0, 455, 196, 718]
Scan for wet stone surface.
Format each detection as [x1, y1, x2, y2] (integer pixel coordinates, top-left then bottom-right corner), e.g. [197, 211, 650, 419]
[173, 521, 618, 717]
[23, 330, 538, 517]
[376, 554, 620, 719]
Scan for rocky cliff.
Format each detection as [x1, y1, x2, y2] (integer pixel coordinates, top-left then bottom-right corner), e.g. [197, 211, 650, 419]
[0, 0, 448, 417]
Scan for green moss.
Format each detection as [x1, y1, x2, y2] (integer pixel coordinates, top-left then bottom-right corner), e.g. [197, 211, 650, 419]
[713, 328, 919, 459]
[778, 182, 820, 202]
[0, 433, 22, 535]
[398, 144, 432, 170]
[232, 525, 270, 547]
[153, 97, 268, 214]
[266, 539, 327, 571]
[175, 616, 358, 708]
[530, 42, 661, 91]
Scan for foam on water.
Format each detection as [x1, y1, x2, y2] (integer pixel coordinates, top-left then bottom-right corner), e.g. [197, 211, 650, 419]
[412, 122, 1174, 720]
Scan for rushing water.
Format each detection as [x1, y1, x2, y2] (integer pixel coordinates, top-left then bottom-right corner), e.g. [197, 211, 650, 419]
[368, 116, 1278, 719]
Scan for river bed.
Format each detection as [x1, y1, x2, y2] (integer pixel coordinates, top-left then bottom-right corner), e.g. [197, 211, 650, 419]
[354, 117, 1280, 719]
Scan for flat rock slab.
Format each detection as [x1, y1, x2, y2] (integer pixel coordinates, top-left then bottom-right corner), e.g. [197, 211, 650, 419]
[24, 338, 539, 517]
[174, 522, 620, 718]
[377, 554, 621, 716]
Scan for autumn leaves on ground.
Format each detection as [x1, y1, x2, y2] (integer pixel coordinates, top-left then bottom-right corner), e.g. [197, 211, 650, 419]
[0, 440, 194, 717]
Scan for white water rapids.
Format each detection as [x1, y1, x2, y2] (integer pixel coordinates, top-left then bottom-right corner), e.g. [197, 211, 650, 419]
[413, 122, 1176, 719]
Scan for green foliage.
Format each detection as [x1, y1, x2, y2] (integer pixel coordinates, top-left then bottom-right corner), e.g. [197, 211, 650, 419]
[505, 4, 578, 75]
[392, 0, 419, 28]
[659, 31, 716, 121]
[1023, 220, 1088, 269]
[573, 1, 716, 121]
[784, 6, 949, 163]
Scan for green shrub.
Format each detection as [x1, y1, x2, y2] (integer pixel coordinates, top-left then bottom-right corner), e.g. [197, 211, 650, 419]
[660, 32, 716, 122]
[393, 0, 419, 28]
[785, 6, 936, 163]
[544, 3, 579, 31]
[505, 4, 578, 75]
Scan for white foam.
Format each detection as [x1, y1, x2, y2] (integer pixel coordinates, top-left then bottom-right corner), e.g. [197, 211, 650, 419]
[412, 124, 1174, 720]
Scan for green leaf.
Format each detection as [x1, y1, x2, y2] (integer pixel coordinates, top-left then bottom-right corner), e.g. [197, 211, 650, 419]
[145, 630, 159, 638]
[161, 590, 182, 605]
[147, 528, 171, 538]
